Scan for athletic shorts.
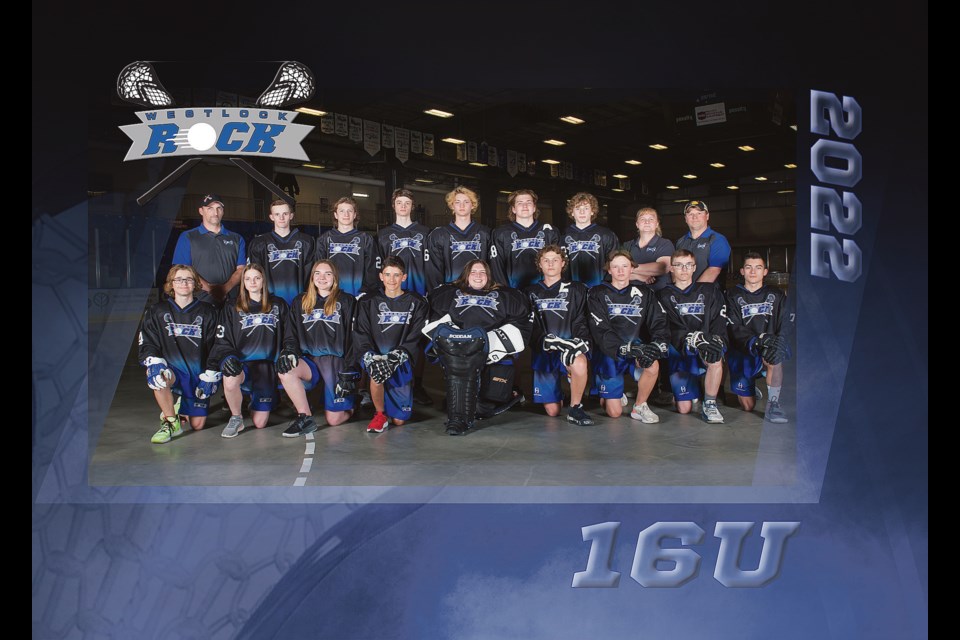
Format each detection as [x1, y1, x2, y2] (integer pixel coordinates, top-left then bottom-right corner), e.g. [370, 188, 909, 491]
[592, 352, 640, 400]
[361, 357, 414, 421]
[727, 348, 765, 397]
[532, 350, 570, 404]
[166, 365, 209, 416]
[302, 355, 356, 412]
[666, 344, 707, 402]
[238, 360, 279, 411]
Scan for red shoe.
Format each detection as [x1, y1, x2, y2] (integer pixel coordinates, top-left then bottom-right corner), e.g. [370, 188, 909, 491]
[367, 412, 389, 433]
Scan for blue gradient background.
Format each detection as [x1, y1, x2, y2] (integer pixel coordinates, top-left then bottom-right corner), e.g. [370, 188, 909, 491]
[33, 5, 926, 638]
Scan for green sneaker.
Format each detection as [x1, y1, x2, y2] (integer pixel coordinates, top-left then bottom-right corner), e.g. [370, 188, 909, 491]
[151, 417, 183, 444]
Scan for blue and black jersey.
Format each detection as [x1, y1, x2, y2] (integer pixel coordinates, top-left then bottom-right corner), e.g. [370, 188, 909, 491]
[587, 282, 669, 358]
[524, 280, 591, 346]
[209, 297, 289, 368]
[247, 228, 315, 305]
[315, 229, 379, 297]
[562, 224, 620, 288]
[283, 292, 357, 359]
[657, 281, 728, 354]
[352, 289, 429, 365]
[138, 297, 219, 378]
[724, 284, 792, 352]
[424, 222, 492, 292]
[490, 220, 560, 289]
[377, 222, 431, 296]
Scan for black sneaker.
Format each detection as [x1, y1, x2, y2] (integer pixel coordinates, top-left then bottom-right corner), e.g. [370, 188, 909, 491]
[445, 420, 468, 436]
[412, 385, 434, 406]
[282, 413, 317, 437]
[566, 404, 595, 426]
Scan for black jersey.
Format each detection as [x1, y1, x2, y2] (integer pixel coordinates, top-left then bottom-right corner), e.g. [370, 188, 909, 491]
[247, 228, 316, 306]
[138, 298, 219, 377]
[524, 280, 591, 347]
[283, 291, 357, 358]
[315, 228, 379, 297]
[210, 297, 289, 367]
[377, 222, 431, 296]
[724, 285, 792, 352]
[657, 282, 729, 353]
[562, 224, 621, 288]
[490, 220, 560, 289]
[622, 234, 675, 291]
[587, 282, 669, 358]
[424, 221, 492, 292]
[352, 289, 429, 364]
[428, 284, 532, 341]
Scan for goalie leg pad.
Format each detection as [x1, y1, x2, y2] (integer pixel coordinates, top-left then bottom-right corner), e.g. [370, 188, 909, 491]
[434, 326, 489, 428]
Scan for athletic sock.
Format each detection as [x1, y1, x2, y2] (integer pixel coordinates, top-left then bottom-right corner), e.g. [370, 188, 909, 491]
[768, 386, 781, 402]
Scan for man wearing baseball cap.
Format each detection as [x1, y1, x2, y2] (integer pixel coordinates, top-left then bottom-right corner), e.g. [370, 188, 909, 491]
[675, 200, 731, 286]
[172, 194, 246, 306]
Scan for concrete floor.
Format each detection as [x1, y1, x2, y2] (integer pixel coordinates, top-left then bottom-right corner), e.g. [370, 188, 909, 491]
[90, 349, 797, 487]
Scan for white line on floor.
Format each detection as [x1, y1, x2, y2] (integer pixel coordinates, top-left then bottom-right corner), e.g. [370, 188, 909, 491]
[293, 476, 307, 487]
[299, 458, 313, 474]
[305, 442, 315, 455]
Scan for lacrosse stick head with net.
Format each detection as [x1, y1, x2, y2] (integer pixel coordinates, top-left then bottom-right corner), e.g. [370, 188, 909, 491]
[116, 61, 175, 108]
[257, 61, 316, 108]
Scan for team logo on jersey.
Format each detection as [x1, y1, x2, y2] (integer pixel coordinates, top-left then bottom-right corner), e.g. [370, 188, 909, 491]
[163, 313, 203, 346]
[302, 302, 342, 331]
[605, 294, 645, 325]
[565, 234, 601, 256]
[531, 287, 570, 319]
[450, 234, 483, 260]
[329, 237, 362, 261]
[389, 233, 423, 255]
[671, 293, 705, 321]
[737, 293, 776, 319]
[267, 241, 303, 267]
[455, 290, 500, 317]
[377, 302, 414, 332]
[239, 306, 280, 336]
[510, 230, 546, 255]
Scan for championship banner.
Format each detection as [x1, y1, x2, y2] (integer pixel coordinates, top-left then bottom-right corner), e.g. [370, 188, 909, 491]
[507, 150, 518, 177]
[320, 114, 334, 134]
[562, 161, 572, 179]
[349, 116, 362, 142]
[382, 124, 395, 148]
[488, 145, 498, 167]
[518, 152, 526, 173]
[363, 120, 381, 156]
[467, 141, 478, 162]
[550, 163, 559, 177]
[456, 143, 467, 161]
[335, 113, 348, 136]
[423, 133, 434, 156]
[120, 108, 313, 162]
[410, 130, 423, 154]
[527, 159, 535, 176]
[395, 127, 410, 163]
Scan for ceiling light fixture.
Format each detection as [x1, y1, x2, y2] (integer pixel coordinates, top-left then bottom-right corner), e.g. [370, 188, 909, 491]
[352, 192, 369, 198]
[710, 162, 725, 168]
[683, 174, 697, 179]
[784, 163, 797, 169]
[612, 174, 628, 179]
[560, 116, 585, 124]
[727, 185, 739, 190]
[625, 160, 642, 165]
[543, 139, 566, 146]
[542, 159, 561, 165]
[295, 107, 327, 116]
[754, 176, 768, 181]
[442, 137, 465, 144]
[424, 108, 454, 118]
[738, 145, 755, 151]
[649, 144, 668, 150]
[666, 185, 680, 190]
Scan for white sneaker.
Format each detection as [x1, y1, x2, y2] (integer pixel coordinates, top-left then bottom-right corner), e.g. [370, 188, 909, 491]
[630, 402, 660, 423]
[620, 393, 629, 407]
[701, 400, 724, 424]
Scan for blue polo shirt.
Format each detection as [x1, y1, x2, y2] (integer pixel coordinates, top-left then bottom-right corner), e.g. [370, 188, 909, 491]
[675, 226, 731, 284]
[172, 223, 246, 286]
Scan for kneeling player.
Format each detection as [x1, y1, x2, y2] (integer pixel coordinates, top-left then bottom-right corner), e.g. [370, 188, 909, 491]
[587, 250, 670, 422]
[353, 257, 428, 433]
[277, 260, 358, 436]
[525, 245, 593, 425]
[725, 252, 793, 423]
[657, 250, 728, 424]
[138, 265, 219, 443]
[423, 260, 531, 435]
[210, 264, 289, 437]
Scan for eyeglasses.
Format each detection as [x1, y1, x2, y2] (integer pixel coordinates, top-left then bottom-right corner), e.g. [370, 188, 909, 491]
[172, 278, 195, 284]
[671, 263, 696, 271]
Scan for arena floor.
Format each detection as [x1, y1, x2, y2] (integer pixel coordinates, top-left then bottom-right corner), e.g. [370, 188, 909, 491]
[89, 346, 797, 488]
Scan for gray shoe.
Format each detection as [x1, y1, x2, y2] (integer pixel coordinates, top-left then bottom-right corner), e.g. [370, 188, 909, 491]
[701, 400, 724, 424]
[764, 400, 789, 423]
[221, 415, 245, 438]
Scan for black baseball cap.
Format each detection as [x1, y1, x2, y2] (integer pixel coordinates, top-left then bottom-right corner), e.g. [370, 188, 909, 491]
[200, 193, 225, 207]
[683, 200, 708, 214]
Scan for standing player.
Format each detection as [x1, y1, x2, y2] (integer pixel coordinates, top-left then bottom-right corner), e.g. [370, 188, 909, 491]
[587, 250, 670, 422]
[725, 252, 793, 423]
[424, 186, 492, 292]
[209, 263, 289, 437]
[247, 198, 315, 305]
[315, 197, 379, 297]
[172, 193, 246, 306]
[525, 246, 593, 426]
[353, 257, 429, 433]
[561, 192, 620, 288]
[138, 265, 220, 443]
[423, 260, 531, 435]
[490, 189, 560, 289]
[276, 260, 358, 437]
[377, 188, 433, 405]
[658, 249, 729, 424]
[623, 207, 674, 291]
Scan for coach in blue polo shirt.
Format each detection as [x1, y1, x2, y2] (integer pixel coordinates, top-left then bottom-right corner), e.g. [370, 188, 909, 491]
[675, 200, 731, 285]
[172, 193, 246, 306]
